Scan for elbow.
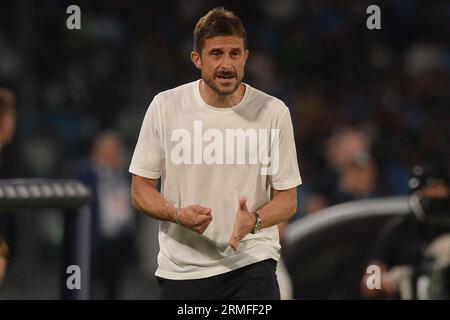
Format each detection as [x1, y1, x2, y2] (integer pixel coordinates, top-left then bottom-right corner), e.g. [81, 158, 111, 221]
[131, 186, 142, 212]
[287, 196, 297, 220]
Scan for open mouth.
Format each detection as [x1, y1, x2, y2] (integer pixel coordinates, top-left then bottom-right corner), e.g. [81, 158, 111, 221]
[216, 74, 235, 80]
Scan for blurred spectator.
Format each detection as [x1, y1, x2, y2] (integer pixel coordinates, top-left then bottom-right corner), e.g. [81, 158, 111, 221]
[361, 164, 450, 299]
[302, 191, 328, 215]
[1, 1, 447, 203]
[0, 88, 17, 261]
[326, 128, 371, 173]
[0, 88, 16, 165]
[0, 238, 9, 287]
[331, 152, 379, 204]
[322, 128, 381, 205]
[74, 131, 137, 299]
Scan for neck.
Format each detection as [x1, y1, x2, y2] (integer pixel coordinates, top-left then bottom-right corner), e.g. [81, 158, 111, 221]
[199, 80, 245, 108]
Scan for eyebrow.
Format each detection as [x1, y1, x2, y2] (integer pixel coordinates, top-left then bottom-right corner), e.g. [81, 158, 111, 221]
[208, 47, 242, 53]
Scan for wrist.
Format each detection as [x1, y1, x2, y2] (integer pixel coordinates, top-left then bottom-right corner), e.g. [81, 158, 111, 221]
[165, 203, 181, 224]
[174, 207, 182, 225]
[251, 211, 263, 234]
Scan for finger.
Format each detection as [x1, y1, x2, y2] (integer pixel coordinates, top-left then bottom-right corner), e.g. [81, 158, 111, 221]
[229, 235, 240, 251]
[239, 197, 248, 211]
[197, 218, 211, 233]
[200, 224, 208, 234]
[197, 214, 212, 224]
[194, 222, 212, 235]
[202, 219, 212, 232]
[197, 207, 212, 215]
[229, 226, 240, 244]
[199, 219, 212, 231]
[239, 197, 247, 208]
[229, 237, 236, 251]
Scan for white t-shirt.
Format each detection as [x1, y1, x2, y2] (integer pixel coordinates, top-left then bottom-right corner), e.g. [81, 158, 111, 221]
[129, 79, 301, 280]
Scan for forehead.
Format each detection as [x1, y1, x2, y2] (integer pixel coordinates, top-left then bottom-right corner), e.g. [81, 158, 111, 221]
[203, 35, 245, 50]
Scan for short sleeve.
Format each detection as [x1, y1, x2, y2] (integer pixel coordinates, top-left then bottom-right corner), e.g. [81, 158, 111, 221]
[269, 108, 302, 190]
[129, 97, 165, 179]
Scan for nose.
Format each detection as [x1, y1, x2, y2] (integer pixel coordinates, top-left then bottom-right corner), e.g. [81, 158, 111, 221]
[220, 54, 233, 69]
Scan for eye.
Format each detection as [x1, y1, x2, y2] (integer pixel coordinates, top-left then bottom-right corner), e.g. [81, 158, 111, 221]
[231, 50, 241, 57]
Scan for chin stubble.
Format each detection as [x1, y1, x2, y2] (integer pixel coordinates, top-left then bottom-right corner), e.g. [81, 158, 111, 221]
[203, 76, 241, 96]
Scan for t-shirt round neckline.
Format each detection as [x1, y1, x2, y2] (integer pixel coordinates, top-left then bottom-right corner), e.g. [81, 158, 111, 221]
[194, 79, 251, 113]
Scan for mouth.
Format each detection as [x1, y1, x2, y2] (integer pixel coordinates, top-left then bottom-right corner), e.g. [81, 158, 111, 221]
[216, 74, 235, 79]
[216, 74, 236, 84]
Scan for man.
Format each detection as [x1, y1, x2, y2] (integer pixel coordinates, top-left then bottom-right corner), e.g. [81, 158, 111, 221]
[0, 88, 17, 258]
[0, 88, 16, 165]
[75, 131, 136, 299]
[361, 164, 450, 299]
[0, 238, 9, 286]
[130, 7, 301, 300]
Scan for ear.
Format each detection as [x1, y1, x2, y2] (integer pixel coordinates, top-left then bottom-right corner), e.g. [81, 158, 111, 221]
[191, 51, 202, 70]
[244, 49, 249, 64]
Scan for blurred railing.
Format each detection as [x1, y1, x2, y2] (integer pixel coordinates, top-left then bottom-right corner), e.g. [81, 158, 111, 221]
[286, 196, 410, 244]
[0, 179, 91, 300]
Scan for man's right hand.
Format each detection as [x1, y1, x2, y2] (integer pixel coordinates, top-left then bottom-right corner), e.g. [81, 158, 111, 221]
[177, 205, 212, 235]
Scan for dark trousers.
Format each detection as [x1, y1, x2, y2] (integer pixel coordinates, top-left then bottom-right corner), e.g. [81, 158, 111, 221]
[157, 259, 280, 300]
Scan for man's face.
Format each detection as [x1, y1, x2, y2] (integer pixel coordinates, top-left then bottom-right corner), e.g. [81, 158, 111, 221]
[93, 135, 123, 169]
[191, 35, 248, 96]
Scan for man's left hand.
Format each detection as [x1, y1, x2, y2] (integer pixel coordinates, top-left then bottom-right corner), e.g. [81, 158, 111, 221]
[229, 196, 256, 251]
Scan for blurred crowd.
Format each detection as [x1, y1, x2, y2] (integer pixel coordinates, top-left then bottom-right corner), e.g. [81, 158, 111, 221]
[1, 0, 448, 209]
[0, 0, 448, 298]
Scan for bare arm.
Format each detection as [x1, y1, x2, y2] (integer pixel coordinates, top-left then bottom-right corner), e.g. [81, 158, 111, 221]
[131, 175, 177, 222]
[131, 175, 212, 234]
[258, 187, 298, 228]
[229, 187, 298, 250]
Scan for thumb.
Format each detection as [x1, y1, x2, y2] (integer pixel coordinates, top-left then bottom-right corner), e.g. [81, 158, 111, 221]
[239, 196, 248, 211]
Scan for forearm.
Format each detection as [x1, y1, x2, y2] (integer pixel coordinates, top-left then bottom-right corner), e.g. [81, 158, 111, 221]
[131, 175, 177, 223]
[257, 188, 297, 229]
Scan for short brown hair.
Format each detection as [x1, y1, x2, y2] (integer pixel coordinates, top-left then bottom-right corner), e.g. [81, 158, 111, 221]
[0, 238, 9, 262]
[193, 7, 247, 53]
[0, 88, 16, 118]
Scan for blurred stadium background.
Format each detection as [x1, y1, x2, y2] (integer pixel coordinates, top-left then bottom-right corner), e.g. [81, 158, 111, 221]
[0, 0, 448, 299]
